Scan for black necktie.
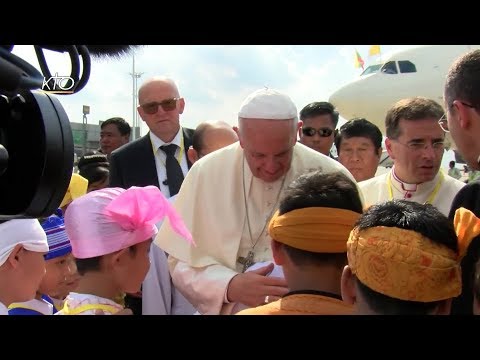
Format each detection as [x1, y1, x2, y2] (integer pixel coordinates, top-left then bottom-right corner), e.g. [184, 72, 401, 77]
[160, 144, 184, 196]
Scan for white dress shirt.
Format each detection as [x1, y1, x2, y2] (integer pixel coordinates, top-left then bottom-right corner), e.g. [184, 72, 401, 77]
[149, 129, 189, 198]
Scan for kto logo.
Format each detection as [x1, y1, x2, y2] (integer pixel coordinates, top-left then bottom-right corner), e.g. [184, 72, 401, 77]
[41, 73, 75, 94]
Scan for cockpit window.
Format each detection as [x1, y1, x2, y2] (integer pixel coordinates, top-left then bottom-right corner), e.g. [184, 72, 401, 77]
[398, 60, 417, 73]
[360, 64, 382, 76]
[381, 61, 397, 74]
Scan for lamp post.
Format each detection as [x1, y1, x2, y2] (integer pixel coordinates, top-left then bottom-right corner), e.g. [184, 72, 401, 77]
[129, 53, 143, 140]
[82, 105, 90, 155]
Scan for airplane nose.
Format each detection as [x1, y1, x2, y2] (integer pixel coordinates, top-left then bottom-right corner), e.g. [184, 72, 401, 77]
[329, 83, 363, 120]
[329, 78, 388, 134]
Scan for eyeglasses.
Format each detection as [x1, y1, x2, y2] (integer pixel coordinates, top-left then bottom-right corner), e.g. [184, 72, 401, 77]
[457, 101, 476, 109]
[301, 127, 334, 137]
[438, 101, 477, 133]
[140, 98, 180, 114]
[438, 114, 449, 133]
[394, 139, 445, 152]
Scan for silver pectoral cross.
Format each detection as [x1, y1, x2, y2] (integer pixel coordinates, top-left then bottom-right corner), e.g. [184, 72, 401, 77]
[237, 250, 255, 273]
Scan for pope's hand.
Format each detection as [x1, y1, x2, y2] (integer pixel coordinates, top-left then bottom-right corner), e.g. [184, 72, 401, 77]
[226, 263, 288, 307]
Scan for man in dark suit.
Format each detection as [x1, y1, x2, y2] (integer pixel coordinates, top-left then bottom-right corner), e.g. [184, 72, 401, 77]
[444, 49, 480, 314]
[110, 77, 194, 193]
[109, 76, 194, 314]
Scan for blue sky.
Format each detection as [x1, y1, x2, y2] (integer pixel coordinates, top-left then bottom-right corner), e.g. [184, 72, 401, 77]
[12, 45, 418, 136]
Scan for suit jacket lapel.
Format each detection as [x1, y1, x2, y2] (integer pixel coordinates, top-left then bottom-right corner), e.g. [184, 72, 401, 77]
[140, 134, 160, 188]
[183, 127, 194, 169]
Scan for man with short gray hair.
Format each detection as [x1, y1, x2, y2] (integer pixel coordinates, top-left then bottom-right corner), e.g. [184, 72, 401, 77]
[155, 88, 356, 315]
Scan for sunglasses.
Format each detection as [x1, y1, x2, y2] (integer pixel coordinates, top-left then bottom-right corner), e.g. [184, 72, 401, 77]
[301, 127, 334, 137]
[140, 98, 180, 114]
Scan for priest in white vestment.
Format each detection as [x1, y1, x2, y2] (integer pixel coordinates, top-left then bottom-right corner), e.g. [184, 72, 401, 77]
[155, 88, 358, 315]
[360, 97, 465, 216]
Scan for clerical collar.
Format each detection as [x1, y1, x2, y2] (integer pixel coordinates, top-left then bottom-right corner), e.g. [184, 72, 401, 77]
[391, 168, 418, 193]
[389, 167, 443, 203]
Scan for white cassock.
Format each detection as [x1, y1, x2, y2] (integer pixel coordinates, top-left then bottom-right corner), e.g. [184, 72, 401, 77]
[142, 195, 197, 315]
[142, 243, 197, 315]
[359, 167, 465, 216]
[155, 142, 359, 315]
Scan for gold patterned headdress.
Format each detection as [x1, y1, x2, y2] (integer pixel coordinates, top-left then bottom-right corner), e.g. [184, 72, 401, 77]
[347, 207, 480, 302]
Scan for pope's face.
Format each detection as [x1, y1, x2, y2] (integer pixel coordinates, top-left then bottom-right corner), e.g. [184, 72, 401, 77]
[239, 118, 298, 183]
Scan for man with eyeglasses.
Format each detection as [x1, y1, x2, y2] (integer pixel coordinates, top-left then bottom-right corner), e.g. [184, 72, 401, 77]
[359, 97, 465, 216]
[108, 76, 195, 315]
[443, 50, 480, 172]
[298, 101, 338, 158]
[443, 49, 480, 314]
[109, 77, 194, 197]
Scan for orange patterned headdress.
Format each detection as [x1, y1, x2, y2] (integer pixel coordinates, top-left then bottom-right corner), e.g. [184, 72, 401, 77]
[347, 207, 480, 302]
[268, 207, 361, 253]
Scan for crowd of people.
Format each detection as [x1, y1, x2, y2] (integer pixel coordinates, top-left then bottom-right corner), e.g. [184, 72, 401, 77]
[3, 49, 480, 315]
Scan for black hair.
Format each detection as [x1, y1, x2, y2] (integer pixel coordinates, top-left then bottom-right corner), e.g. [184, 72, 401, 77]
[335, 117, 382, 153]
[299, 101, 339, 128]
[101, 117, 131, 136]
[75, 244, 140, 275]
[78, 151, 109, 185]
[277, 170, 362, 266]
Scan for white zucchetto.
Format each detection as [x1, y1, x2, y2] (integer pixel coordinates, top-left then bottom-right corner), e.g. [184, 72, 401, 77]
[238, 88, 298, 120]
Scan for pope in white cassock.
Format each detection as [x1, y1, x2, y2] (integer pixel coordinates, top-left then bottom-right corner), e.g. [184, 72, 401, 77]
[360, 97, 465, 216]
[155, 88, 359, 314]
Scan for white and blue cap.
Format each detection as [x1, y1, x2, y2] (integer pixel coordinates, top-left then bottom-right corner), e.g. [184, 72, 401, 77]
[41, 210, 72, 260]
[0, 219, 48, 266]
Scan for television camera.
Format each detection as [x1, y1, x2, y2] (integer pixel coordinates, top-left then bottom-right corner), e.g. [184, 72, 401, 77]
[0, 45, 136, 220]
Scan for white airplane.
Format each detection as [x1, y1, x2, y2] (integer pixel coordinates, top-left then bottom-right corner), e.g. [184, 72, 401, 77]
[329, 45, 480, 135]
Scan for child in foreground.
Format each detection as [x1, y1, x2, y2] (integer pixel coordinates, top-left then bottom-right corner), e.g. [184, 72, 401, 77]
[57, 185, 193, 315]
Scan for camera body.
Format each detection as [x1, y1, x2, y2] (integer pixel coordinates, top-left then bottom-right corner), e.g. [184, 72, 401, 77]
[0, 45, 136, 220]
[0, 90, 73, 220]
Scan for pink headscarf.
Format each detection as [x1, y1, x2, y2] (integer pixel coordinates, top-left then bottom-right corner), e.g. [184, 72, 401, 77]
[64, 186, 193, 259]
